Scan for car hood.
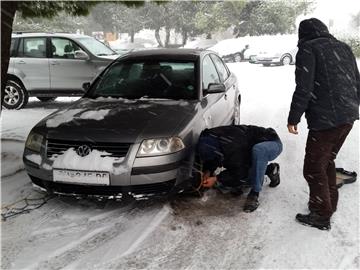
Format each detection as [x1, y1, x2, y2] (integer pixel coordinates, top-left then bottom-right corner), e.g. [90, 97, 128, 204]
[35, 98, 198, 143]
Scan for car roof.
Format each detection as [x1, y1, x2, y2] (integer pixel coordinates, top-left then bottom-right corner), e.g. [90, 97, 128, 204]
[118, 49, 210, 61]
[11, 32, 92, 39]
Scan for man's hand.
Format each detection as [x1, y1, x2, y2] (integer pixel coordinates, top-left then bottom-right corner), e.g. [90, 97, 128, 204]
[202, 171, 210, 180]
[202, 176, 217, 188]
[201, 171, 217, 188]
[287, 124, 298, 134]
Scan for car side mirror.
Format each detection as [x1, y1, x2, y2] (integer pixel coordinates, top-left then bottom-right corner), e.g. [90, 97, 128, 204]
[82, 82, 90, 91]
[75, 50, 89, 60]
[206, 83, 226, 94]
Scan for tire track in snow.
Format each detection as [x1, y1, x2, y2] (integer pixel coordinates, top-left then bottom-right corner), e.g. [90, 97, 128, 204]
[21, 225, 114, 270]
[3, 199, 137, 269]
[105, 192, 266, 269]
[30, 200, 137, 239]
[11, 202, 170, 270]
[62, 204, 171, 270]
[120, 204, 170, 257]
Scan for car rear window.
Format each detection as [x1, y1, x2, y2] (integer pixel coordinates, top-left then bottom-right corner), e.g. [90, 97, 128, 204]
[90, 61, 197, 100]
[18, 37, 47, 58]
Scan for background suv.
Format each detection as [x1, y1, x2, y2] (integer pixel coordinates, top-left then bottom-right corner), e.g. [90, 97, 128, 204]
[4, 32, 119, 109]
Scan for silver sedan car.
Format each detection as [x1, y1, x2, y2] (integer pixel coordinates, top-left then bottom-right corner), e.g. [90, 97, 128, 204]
[23, 49, 241, 196]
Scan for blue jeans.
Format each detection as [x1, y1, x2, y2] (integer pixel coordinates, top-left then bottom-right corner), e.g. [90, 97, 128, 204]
[249, 140, 283, 193]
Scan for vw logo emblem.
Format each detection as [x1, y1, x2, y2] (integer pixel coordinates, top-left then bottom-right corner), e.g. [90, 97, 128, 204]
[76, 145, 91, 157]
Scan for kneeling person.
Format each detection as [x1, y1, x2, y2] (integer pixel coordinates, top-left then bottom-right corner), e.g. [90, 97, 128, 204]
[197, 125, 283, 212]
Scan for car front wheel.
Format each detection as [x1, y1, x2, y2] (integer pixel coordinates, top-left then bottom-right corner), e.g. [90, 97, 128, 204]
[234, 53, 242, 62]
[3, 80, 29, 110]
[281, 55, 292, 65]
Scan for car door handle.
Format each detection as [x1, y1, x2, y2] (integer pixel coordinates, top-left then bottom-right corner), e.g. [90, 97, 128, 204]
[17, 60, 26, 64]
[224, 94, 228, 100]
[50, 61, 60, 65]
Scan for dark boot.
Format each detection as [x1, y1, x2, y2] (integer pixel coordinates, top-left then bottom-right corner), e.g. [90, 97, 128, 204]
[244, 191, 259, 212]
[266, 163, 280, 187]
[295, 212, 331, 230]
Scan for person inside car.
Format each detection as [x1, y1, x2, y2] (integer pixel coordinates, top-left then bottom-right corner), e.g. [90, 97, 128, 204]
[197, 125, 282, 212]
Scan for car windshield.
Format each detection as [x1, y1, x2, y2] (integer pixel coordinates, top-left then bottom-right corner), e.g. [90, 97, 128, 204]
[89, 61, 197, 100]
[76, 37, 116, 56]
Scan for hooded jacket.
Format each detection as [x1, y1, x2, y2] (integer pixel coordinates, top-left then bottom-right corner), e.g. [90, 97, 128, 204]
[288, 18, 360, 130]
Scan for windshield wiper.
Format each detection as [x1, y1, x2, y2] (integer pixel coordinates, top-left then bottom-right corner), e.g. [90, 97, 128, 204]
[97, 53, 111, 56]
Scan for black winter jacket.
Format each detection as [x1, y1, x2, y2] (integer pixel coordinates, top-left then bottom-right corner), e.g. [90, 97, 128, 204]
[288, 18, 360, 130]
[200, 125, 280, 186]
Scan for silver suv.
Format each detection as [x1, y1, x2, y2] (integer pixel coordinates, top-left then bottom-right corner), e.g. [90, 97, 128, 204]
[4, 32, 119, 109]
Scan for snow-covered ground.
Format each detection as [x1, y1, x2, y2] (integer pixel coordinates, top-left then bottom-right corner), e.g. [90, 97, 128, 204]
[1, 63, 359, 269]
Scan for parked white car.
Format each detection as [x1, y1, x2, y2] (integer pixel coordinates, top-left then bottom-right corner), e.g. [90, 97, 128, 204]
[254, 46, 298, 66]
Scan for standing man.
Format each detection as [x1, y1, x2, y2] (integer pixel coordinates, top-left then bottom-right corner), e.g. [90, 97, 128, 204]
[288, 18, 360, 230]
[197, 125, 282, 212]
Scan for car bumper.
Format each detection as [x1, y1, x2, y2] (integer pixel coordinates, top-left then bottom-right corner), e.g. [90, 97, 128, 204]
[23, 146, 191, 196]
[28, 175, 176, 196]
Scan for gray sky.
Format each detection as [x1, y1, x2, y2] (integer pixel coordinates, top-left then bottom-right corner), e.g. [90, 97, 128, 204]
[307, 0, 360, 32]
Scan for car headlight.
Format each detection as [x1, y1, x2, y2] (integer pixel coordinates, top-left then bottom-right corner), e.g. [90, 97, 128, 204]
[25, 132, 44, 152]
[137, 137, 185, 157]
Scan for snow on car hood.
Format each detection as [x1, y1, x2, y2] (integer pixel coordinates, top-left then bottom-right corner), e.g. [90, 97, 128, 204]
[38, 98, 198, 143]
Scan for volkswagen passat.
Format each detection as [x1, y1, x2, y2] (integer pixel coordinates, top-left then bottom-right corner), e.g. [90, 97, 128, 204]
[23, 49, 241, 196]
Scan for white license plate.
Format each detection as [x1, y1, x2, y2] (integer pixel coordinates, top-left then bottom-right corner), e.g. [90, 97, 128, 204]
[53, 169, 110, 185]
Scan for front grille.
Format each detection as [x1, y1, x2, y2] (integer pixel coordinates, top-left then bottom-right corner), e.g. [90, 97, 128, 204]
[46, 139, 131, 158]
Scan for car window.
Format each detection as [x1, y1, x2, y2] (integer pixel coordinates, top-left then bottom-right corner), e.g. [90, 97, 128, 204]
[51, 38, 82, 59]
[210, 54, 230, 82]
[90, 61, 197, 100]
[19, 37, 47, 58]
[202, 55, 220, 90]
[76, 37, 115, 56]
[10, 38, 17, 57]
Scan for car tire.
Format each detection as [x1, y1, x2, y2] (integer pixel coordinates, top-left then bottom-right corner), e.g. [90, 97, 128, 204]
[3, 80, 29, 110]
[234, 53, 242, 62]
[37, 97, 57, 102]
[188, 155, 205, 196]
[281, 54, 292, 65]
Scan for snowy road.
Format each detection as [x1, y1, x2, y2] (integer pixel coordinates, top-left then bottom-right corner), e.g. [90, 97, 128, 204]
[1, 63, 359, 269]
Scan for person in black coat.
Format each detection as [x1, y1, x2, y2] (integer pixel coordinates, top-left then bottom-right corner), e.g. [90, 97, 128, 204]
[197, 125, 282, 212]
[287, 18, 360, 230]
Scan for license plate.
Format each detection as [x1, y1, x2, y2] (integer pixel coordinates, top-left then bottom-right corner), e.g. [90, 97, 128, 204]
[53, 169, 110, 185]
